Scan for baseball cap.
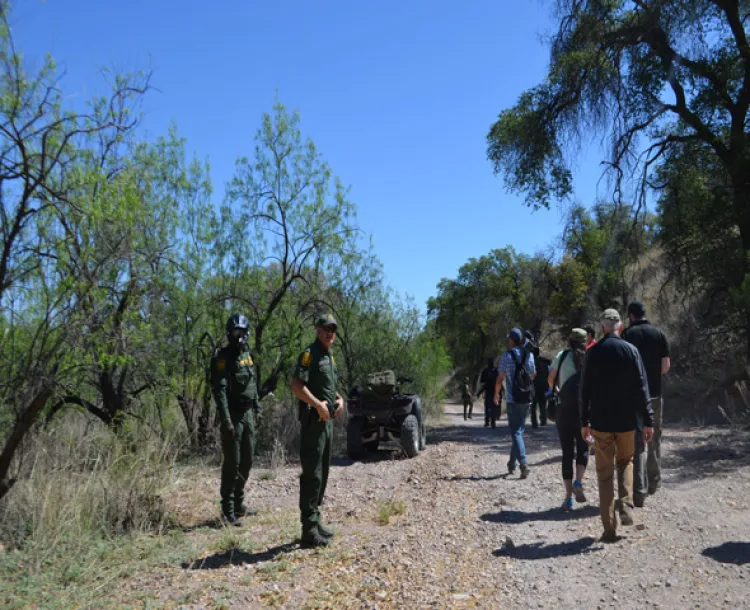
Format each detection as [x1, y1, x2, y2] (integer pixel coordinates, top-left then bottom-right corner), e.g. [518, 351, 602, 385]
[507, 328, 523, 342]
[627, 300, 646, 317]
[315, 313, 338, 328]
[600, 308, 621, 322]
[570, 328, 587, 343]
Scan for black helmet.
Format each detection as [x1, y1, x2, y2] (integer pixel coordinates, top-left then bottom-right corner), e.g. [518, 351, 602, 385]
[226, 313, 250, 346]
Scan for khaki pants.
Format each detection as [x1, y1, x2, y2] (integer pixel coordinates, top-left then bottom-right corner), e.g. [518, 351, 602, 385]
[593, 430, 635, 535]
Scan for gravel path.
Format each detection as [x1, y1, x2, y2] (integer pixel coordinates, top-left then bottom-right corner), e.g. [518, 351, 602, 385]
[131, 401, 750, 609]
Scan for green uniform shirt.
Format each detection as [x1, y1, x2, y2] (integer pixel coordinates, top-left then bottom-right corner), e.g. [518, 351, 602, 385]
[211, 343, 258, 428]
[293, 339, 338, 407]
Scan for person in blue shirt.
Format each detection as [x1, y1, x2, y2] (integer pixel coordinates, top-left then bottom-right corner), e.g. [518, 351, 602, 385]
[494, 328, 536, 479]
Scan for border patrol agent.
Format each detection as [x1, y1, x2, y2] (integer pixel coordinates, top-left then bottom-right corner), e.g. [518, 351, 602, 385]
[290, 314, 344, 548]
[211, 313, 259, 526]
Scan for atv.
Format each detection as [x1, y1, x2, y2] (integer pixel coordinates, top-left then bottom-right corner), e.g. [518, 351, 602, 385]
[346, 370, 426, 460]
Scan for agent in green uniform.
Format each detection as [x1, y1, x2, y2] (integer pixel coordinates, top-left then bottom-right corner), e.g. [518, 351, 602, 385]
[291, 314, 344, 548]
[211, 313, 259, 526]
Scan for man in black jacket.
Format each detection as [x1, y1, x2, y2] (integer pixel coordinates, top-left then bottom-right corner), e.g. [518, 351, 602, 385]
[622, 300, 670, 507]
[477, 358, 501, 427]
[580, 309, 654, 542]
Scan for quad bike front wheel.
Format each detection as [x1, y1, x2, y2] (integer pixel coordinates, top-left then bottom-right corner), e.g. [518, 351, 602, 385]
[400, 414, 420, 458]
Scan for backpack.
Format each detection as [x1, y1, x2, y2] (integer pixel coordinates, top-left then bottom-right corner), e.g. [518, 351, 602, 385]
[509, 348, 533, 404]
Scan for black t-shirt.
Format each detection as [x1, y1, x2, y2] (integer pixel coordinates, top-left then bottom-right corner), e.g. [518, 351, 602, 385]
[622, 320, 669, 397]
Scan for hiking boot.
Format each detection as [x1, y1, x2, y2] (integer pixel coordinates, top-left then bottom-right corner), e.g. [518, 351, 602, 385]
[601, 531, 619, 544]
[562, 497, 574, 511]
[619, 506, 634, 526]
[484, 422, 490, 428]
[648, 482, 662, 495]
[507, 461, 516, 475]
[520, 465, 530, 480]
[633, 492, 646, 508]
[573, 480, 587, 503]
[317, 523, 335, 539]
[235, 504, 257, 517]
[222, 513, 243, 527]
[301, 530, 330, 548]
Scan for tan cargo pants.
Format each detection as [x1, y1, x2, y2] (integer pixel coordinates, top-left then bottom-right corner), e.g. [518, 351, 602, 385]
[593, 430, 635, 535]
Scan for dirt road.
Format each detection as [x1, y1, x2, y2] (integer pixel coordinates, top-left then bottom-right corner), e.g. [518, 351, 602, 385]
[122, 401, 750, 609]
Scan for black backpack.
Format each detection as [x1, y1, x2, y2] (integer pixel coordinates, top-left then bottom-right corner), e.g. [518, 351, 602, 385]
[509, 348, 533, 404]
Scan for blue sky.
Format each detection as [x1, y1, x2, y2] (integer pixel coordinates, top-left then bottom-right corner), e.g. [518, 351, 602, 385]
[15, 0, 607, 311]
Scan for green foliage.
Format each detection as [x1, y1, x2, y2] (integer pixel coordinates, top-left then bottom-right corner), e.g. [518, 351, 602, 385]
[427, 247, 551, 378]
[487, 0, 750, 352]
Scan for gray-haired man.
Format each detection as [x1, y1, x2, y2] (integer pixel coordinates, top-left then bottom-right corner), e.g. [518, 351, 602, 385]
[580, 309, 654, 542]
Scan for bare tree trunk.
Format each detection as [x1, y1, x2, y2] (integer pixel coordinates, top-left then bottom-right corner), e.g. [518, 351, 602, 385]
[0, 384, 54, 501]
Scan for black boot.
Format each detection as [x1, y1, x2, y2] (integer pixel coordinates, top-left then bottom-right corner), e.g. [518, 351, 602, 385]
[236, 503, 257, 517]
[301, 529, 330, 548]
[222, 511, 243, 527]
[317, 522, 335, 539]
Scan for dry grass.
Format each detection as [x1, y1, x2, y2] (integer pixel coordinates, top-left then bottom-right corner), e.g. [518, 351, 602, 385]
[0, 412, 190, 609]
[376, 500, 407, 525]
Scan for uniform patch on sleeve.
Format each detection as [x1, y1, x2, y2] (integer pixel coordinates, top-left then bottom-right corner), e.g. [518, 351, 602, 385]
[301, 352, 312, 367]
[215, 359, 226, 373]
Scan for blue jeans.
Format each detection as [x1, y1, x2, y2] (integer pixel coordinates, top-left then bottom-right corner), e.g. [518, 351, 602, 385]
[507, 403, 530, 468]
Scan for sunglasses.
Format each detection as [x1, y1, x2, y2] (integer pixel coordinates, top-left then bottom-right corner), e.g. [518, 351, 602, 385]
[320, 325, 337, 334]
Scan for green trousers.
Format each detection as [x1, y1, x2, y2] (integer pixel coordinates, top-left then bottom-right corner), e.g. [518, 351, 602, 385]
[299, 415, 333, 535]
[220, 408, 255, 517]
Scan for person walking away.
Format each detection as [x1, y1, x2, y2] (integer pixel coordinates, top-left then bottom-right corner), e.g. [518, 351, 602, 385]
[548, 329, 589, 510]
[494, 328, 536, 479]
[531, 347, 550, 428]
[585, 326, 597, 351]
[461, 377, 474, 420]
[477, 358, 501, 427]
[290, 314, 345, 548]
[622, 300, 670, 507]
[580, 309, 654, 542]
[211, 313, 260, 526]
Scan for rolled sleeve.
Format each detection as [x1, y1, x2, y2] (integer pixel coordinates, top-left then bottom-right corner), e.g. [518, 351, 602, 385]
[293, 350, 312, 384]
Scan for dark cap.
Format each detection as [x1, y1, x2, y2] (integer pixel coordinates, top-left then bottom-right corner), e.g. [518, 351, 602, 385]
[507, 328, 523, 343]
[315, 313, 338, 328]
[627, 300, 646, 318]
[523, 330, 534, 341]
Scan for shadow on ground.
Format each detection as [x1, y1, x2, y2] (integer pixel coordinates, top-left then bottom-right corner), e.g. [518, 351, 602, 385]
[173, 518, 227, 533]
[493, 536, 599, 560]
[664, 429, 750, 483]
[429, 412, 562, 455]
[332, 447, 404, 467]
[530, 454, 562, 467]
[183, 542, 298, 570]
[702, 542, 750, 565]
[443, 473, 507, 482]
[481, 504, 600, 524]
